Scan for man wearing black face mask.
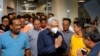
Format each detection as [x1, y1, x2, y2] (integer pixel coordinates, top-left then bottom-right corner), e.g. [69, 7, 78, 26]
[37, 17, 67, 56]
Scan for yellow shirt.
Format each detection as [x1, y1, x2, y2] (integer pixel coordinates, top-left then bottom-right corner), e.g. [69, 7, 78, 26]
[69, 33, 88, 56]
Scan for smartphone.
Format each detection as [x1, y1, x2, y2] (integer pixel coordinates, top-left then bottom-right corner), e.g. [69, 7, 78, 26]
[81, 48, 87, 55]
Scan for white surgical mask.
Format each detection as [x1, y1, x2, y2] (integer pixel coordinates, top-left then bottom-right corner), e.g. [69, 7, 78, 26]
[25, 21, 29, 24]
[51, 27, 58, 34]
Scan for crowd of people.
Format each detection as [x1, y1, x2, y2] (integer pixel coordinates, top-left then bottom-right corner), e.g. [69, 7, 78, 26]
[0, 12, 100, 56]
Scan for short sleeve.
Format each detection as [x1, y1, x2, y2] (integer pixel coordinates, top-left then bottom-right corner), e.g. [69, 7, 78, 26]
[25, 35, 30, 49]
[0, 35, 2, 49]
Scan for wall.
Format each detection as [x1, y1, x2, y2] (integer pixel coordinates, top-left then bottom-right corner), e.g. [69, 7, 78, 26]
[17, 0, 47, 15]
[3, 0, 16, 15]
[70, 0, 78, 24]
[52, 0, 67, 26]
[0, 0, 3, 23]
[1, 0, 79, 24]
[52, 0, 78, 26]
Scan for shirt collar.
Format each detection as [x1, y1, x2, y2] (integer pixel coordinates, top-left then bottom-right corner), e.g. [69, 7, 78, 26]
[9, 30, 21, 39]
[90, 41, 100, 52]
[33, 28, 41, 31]
[62, 30, 71, 33]
[45, 28, 51, 34]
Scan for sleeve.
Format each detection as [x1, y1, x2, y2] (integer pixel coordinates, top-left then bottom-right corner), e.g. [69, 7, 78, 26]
[25, 34, 30, 49]
[37, 32, 56, 55]
[26, 30, 31, 42]
[68, 34, 74, 56]
[0, 35, 2, 49]
[59, 33, 67, 53]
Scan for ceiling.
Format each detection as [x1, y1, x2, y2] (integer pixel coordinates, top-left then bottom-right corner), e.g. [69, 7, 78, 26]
[19, 0, 52, 10]
[78, 0, 91, 7]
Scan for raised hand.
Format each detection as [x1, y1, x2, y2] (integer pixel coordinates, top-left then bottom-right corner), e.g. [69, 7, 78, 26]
[55, 35, 63, 48]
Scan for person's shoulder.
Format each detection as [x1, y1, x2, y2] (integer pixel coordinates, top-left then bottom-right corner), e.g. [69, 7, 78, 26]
[69, 30, 74, 34]
[20, 32, 29, 39]
[39, 29, 48, 34]
[60, 30, 63, 33]
[60, 31, 64, 35]
[71, 33, 81, 41]
[57, 31, 62, 34]
[0, 31, 10, 39]
[1, 31, 9, 35]
[55, 31, 63, 37]
[20, 31, 28, 37]
[72, 33, 76, 35]
[27, 29, 34, 33]
[70, 33, 78, 43]
[71, 33, 76, 38]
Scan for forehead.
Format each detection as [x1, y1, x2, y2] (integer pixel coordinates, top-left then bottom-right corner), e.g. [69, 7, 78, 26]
[34, 20, 40, 23]
[20, 18, 25, 21]
[63, 20, 70, 24]
[41, 20, 47, 23]
[9, 15, 13, 16]
[51, 21, 59, 25]
[3, 18, 9, 20]
[12, 19, 21, 24]
[74, 24, 81, 28]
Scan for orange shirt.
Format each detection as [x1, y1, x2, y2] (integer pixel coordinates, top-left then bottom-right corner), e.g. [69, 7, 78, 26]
[21, 25, 31, 33]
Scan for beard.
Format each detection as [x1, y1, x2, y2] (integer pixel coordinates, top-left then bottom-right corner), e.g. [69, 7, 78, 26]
[14, 31, 20, 35]
[11, 30, 20, 35]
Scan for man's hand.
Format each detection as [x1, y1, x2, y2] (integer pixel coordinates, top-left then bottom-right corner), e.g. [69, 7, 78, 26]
[55, 35, 63, 48]
[77, 49, 87, 56]
[25, 49, 31, 56]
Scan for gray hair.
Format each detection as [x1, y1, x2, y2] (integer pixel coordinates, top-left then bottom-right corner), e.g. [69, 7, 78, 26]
[48, 17, 58, 25]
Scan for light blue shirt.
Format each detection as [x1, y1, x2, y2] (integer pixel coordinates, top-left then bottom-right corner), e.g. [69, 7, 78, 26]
[0, 31, 30, 56]
[27, 29, 41, 56]
[0, 49, 1, 56]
